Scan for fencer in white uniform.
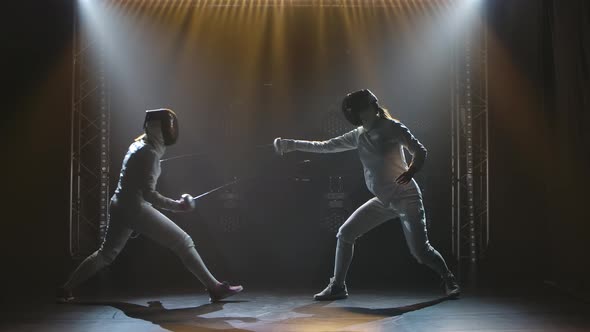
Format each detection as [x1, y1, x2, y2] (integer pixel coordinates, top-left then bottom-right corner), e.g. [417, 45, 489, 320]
[274, 90, 460, 300]
[58, 109, 243, 303]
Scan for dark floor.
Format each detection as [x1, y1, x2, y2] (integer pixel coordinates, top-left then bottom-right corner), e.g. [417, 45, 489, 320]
[1, 287, 589, 332]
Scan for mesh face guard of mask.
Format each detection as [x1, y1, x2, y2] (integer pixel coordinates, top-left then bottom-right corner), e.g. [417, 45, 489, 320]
[144, 108, 179, 146]
[341, 89, 379, 126]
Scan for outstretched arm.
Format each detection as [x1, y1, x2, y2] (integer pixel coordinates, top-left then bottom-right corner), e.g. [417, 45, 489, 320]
[275, 128, 361, 155]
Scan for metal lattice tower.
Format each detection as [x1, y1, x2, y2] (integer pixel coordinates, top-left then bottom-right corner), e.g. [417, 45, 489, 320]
[69, 3, 111, 258]
[451, 7, 489, 284]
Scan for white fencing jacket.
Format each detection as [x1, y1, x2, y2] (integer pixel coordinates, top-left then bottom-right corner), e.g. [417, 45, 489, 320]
[113, 139, 183, 211]
[286, 118, 427, 205]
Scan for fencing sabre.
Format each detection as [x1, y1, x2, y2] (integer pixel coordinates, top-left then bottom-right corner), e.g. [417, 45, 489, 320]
[160, 143, 274, 163]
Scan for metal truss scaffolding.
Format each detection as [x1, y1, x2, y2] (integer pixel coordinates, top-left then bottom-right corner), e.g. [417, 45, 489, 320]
[451, 8, 489, 284]
[69, 4, 111, 258]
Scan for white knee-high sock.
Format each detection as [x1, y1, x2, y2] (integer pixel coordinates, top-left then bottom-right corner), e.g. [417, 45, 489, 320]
[420, 246, 451, 277]
[333, 239, 354, 286]
[63, 251, 110, 291]
[177, 247, 220, 288]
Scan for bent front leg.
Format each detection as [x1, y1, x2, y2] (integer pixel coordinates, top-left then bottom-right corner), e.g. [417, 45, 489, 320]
[131, 205, 220, 288]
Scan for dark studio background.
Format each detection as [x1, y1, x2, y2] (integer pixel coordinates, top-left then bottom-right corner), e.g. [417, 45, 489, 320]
[1, 0, 589, 302]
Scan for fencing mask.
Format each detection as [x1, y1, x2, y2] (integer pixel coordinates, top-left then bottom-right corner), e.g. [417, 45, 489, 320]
[144, 108, 179, 146]
[341, 89, 379, 126]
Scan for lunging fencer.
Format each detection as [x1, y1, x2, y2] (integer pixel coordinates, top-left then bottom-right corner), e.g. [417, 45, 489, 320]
[58, 109, 243, 303]
[274, 89, 461, 300]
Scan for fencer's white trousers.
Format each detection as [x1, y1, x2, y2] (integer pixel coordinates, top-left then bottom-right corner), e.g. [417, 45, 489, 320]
[64, 198, 217, 290]
[333, 182, 450, 284]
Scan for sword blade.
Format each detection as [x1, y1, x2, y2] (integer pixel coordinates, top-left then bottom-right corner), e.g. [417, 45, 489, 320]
[193, 179, 240, 200]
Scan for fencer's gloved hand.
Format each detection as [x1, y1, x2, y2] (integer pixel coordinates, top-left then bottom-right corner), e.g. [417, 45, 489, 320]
[273, 138, 296, 156]
[178, 193, 197, 212]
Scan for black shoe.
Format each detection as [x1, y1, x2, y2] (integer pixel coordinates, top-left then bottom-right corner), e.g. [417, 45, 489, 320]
[314, 278, 348, 301]
[443, 273, 461, 298]
[56, 287, 75, 304]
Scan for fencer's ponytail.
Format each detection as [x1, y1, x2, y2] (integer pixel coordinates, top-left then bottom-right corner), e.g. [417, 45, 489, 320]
[135, 133, 146, 142]
[377, 106, 398, 121]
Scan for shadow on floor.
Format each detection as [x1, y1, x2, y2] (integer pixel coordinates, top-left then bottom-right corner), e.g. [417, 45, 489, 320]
[266, 295, 452, 331]
[77, 295, 452, 331]
[78, 300, 258, 332]
[340, 295, 452, 316]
